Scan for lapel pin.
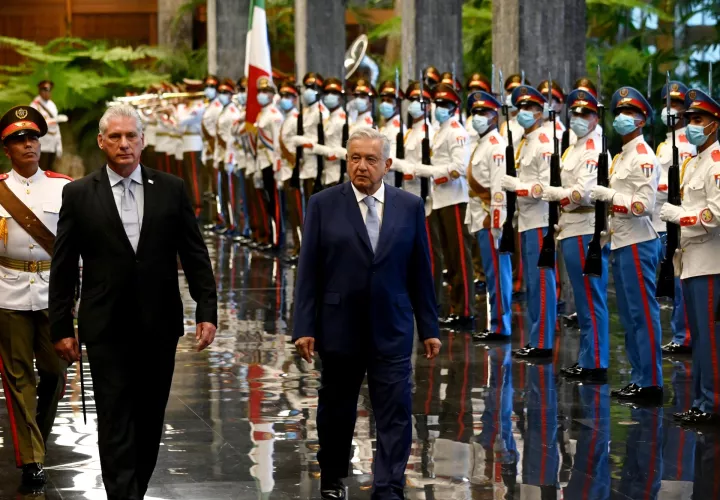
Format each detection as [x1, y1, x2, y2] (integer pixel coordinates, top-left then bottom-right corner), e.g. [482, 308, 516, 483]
[148, 179, 154, 184]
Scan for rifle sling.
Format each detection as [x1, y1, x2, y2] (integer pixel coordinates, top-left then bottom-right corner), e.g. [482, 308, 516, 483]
[0, 181, 55, 255]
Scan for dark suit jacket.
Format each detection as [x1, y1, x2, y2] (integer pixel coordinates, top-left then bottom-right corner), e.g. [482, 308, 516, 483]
[292, 182, 439, 356]
[49, 165, 217, 344]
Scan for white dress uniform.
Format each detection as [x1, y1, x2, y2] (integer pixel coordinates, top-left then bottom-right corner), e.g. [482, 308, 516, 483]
[297, 101, 328, 181]
[231, 108, 250, 174]
[254, 103, 283, 185]
[379, 115, 403, 186]
[500, 116, 524, 151]
[0, 169, 70, 310]
[216, 102, 242, 172]
[278, 108, 299, 184]
[140, 110, 157, 155]
[652, 128, 696, 232]
[314, 107, 346, 186]
[393, 118, 432, 200]
[201, 97, 223, 166]
[608, 135, 660, 250]
[30, 97, 62, 157]
[177, 98, 205, 155]
[513, 126, 554, 232]
[351, 110, 375, 132]
[465, 128, 507, 234]
[154, 112, 178, 168]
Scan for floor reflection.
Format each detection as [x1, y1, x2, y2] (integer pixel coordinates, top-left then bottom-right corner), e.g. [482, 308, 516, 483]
[1, 235, 719, 499]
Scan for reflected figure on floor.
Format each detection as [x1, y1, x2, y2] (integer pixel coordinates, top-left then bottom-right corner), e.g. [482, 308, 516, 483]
[692, 432, 720, 499]
[617, 407, 663, 500]
[662, 361, 695, 490]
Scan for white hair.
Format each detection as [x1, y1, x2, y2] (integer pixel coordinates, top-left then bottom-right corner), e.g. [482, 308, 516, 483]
[99, 104, 143, 136]
[347, 126, 391, 161]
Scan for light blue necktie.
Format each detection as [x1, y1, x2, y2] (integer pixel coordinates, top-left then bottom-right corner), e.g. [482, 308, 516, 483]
[121, 177, 140, 252]
[363, 196, 380, 252]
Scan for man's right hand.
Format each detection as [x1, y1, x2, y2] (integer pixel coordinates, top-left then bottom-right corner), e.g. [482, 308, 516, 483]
[54, 338, 81, 363]
[295, 337, 315, 363]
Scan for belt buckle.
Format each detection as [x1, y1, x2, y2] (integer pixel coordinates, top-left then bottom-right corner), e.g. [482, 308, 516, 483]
[28, 261, 37, 273]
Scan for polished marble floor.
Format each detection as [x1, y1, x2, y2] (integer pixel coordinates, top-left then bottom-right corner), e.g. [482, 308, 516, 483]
[1, 235, 719, 499]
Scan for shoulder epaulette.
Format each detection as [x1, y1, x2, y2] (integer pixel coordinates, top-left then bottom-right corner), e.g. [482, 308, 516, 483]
[340, 112, 346, 120]
[636, 143, 648, 155]
[45, 171, 73, 181]
[451, 121, 461, 129]
[655, 142, 666, 156]
[539, 133, 550, 144]
[0, 174, 8, 181]
[586, 138, 595, 151]
[679, 134, 689, 144]
[392, 118, 400, 128]
[712, 150, 720, 162]
[489, 135, 499, 145]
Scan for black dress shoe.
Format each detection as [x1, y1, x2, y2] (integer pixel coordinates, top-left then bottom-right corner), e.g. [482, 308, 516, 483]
[440, 315, 458, 326]
[513, 346, 553, 358]
[674, 407, 702, 421]
[320, 480, 346, 500]
[560, 363, 581, 376]
[473, 331, 511, 342]
[679, 410, 720, 427]
[21, 463, 46, 487]
[611, 383, 638, 397]
[617, 385, 663, 404]
[662, 341, 692, 354]
[454, 316, 475, 330]
[563, 366, 608, 383]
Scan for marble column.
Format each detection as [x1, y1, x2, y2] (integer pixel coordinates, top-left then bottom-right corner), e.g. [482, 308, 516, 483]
[295, 0, 346, 81]
[157, 0, 192, 50]
[210, 0, 250, 80]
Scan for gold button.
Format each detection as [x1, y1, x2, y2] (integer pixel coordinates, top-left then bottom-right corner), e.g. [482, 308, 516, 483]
[29, 244, 34, 249]
[26, 189, 30, 194]
[30, 278, 35, 284]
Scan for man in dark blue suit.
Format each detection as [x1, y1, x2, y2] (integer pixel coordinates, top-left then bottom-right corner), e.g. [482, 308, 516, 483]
[293, 127, 441, 500]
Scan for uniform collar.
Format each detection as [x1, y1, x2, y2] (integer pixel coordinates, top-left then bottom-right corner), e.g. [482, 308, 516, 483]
[526, 125, 546, 140]
[479, 128, 501, 145]
[621, 134, 646, 154]
[107, 164, 142, 187]
[331, 107, 345, 117]
[351, 180, 385, 205]
[697, 140, 720, 161]
[10, 167, 44, 184]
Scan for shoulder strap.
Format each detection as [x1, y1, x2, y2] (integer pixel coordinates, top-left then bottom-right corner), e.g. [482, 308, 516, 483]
[34, 99, 56, 118]
[0, 182, 55, 255]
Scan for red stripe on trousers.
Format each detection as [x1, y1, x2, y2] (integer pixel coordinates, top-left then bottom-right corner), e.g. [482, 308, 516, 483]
[489, 232, 503, 333]
[514, 242, 523, 293]
[583, 390, 600, 499]
[425, 218, 434, 278]
[456, 335, 470, 440]
[537, 229, 547, 348]
[454, 205, 470, 317]
[539, 365, 547, 482]
[176, 159, 183, 178]
[189, 153, 201, 214]
[631, 244, 658, 386]
[0, 355, 22, 467]
[257, 190, 269, 241]
[683, 305, 692, 346]
[708, 277, 720, 413]
[577, 236, 601, 368]
[295, 190, 304, 226]
[644, 411, 658, 498]
[274, 185, 281, 245]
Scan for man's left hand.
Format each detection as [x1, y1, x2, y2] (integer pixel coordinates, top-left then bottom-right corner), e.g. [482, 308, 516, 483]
[196, 322, 217, 351]
[424, 338, 442, 360]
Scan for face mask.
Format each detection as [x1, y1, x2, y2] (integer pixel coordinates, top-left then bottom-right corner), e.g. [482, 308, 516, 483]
[218, 93, 230, 106]
[435, 106, 452, 124]
[505, 94, 517, 112]
[570, 116, 591, 138]
[238, 92, 247, 106]
[303, 88, 318, 106]
[472, 115, 490, 135]
[517, 109, 538, 129]
[408, 100, 424, 119]
[204, 87, 217, 100]
[379, 102, 395, 119]
[279, 97, 295, 112]
[323, 94, 340, 109]
[354, 97, 369, 113]
[613, 113, 639, 136]
[686, 123, 714, 146]
[257, 93, 271, 106]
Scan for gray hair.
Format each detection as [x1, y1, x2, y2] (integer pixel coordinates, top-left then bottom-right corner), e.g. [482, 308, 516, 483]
[99, 104, 143, 136]
[347, 127, 391, 161]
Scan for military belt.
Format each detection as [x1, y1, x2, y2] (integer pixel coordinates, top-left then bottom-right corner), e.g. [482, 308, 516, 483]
[0, 256, 51, 273]
[563, 207, 595, 214]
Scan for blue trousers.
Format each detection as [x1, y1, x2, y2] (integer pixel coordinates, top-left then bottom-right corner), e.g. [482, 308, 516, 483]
[682, 275, 720, 414]
[658, 232, 691, 346]
[477, 229, 512, 335]
[478, 344, 517, 464]
[520, 228, 557, 349]
[235, 172, 251, 237]
[561, 235, 610, 369]
[662, 361, 695, 481]
[612, 240, 663, 388]
[563, 385, 610, 500]
[618, 408, 663, 500]
[522, 364, 558, 487]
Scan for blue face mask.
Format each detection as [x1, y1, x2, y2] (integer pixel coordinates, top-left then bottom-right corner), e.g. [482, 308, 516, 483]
[237, 92, 247, 106]
[686, 123, 714, 146]
[570, 116, 591, 138]
[408, 100, 424, 119]
[435, 106, 452, 124]
[613, 113, 639, 136]
[323, 93, 340, 109]
[379, 102, 395, 119]
[204, 87, 217, 100]
[303, 88, 318, 106]
[354, 97, 369, 113]
[471, 115, 490, 135]
[218, 93, 230, 106]
[517, 109, 538, 129]
[279, 97, 295, 112]
[257, 93, 271, 106]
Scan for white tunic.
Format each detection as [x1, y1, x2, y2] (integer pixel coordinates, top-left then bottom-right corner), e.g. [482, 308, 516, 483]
[277, 108, 299, 183]
[515, 126, 554, 232]
[176, 98, 205, 152]
[253, 104, 283, 175]
[201, 98, 223, 163]
[379, 115, 403, 186]
[30, 97, 62, 156]
[299, 101, 329, 180]
[216, 102, 242, 168]
[652, 127, 696, 232]
[465, 128, 507, 234]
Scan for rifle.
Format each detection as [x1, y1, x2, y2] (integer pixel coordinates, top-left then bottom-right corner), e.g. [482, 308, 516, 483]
[538, 71, 561, 269]
[656, 71, 680, 299]
[452, 62, 463, 125]
[313, 98, 326, 194]
[647, 63, 655, 151]
[394, 68, 405, 188]
[419, 71, 430, 201]
[340, 67, 349, 182]
[498, 69, 517, 255]
[290, 80, 303, 189]
[584, 65, 608, 277]
[561, 61, 571, 154]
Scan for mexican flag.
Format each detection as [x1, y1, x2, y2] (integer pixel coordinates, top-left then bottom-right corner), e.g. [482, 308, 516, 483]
[244, 0, 272, 124]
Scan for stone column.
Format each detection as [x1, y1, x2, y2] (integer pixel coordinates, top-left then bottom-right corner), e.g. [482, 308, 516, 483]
[493, 0, 586, 87]
[209, 0, 250, 80]
[402, 0, 463, 87]
[157, 0, 192, 50]
[295, 0, 346, 80]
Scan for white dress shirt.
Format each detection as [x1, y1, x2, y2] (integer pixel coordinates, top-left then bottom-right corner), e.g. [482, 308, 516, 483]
[107, 165, 144, 231]
[351, 181, 385, 226]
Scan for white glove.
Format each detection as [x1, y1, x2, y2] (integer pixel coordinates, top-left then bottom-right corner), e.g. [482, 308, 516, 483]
[292, 135, 316, 148]
[590, 185, 616, 202]
[659, 203, 683, 224]
[390, 158, 405, 172]
[56, 114, 69, 124]
[414, 164, 433, 178]
[600, 230, 610, 248]
[491, 228, 502, 248]
[541, 186, 566, 202]
[277, 179, 284, 190]
[333, 146, 347, 159]
[500, 175, 520, 192]
[312, 144, 332, 157]
[224, 162, 235, 174]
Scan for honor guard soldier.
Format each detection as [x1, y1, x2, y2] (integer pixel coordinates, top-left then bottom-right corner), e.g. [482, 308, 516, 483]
[201, 75, 222, 227]
[307, 77, 346, 188]
[591, 86, 663, 404]
[292, 73, 328, 199]
[0, 106, 71, 487]
[500, 74, 528, 151]
[350, 79, 376, 131]
[538, 79, 568, 143]
[659, 88, 720, 426]
[414, 82, 475, 328]
[423, 66, 442, 90]
[465, 73, 492, 148]
[176, 79, 206, 217]
[227, 77, 251, 241]
[277, 81, 303, 260]
[656, 81, 696, 354]
[30, 81, 67, 172]
[574, 78, 603, 138]
[215, 79, 242, 236]
[501, 85, 558, 357]
[464, 91, 512, 341]
[543, 89, 610, 381]
[377, 80, 405, 187]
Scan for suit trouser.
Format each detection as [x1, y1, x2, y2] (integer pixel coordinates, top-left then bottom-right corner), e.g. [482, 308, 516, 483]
[182, 151, 203, 216]
[38, 152, 56, 172]
[433, 203, 475, 318]
[0, 309, 66, 467]
[317, 353, 412, 500]
[520, 228, 557, 349]
[86, 336, 178, 500]
[683, 274, 720, 414]
[618, 407, 663, 499]
[662, 361, 695, 481]
[560, 235, 610, 369]
[284, 182, 303, 256]
[476, 229, 512, 335]
[612, 240, 663, 388]
[657, 232, 691, 346]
